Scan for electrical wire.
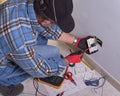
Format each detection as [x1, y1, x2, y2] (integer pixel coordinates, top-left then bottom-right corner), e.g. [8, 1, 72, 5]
[92, 84, 104, 96]
[33, 78, 47, 96]
[83, 67, 106, 96]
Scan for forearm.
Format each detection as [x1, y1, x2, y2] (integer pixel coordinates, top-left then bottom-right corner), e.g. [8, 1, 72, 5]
[58, 32, 76, 44]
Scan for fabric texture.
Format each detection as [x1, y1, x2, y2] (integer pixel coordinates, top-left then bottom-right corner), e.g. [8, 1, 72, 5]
[0, 0, 66, 85]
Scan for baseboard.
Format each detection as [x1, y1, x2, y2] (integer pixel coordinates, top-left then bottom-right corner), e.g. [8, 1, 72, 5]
[49, 42, 120, 92]
[65, 43, 120, 92]
[83, 54, 120, 92]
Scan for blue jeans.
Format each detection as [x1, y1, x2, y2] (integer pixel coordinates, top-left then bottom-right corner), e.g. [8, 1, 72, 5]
[0, 37, 65, 86]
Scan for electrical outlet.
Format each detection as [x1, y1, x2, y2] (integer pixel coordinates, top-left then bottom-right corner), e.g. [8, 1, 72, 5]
[87, 38, 98, 53]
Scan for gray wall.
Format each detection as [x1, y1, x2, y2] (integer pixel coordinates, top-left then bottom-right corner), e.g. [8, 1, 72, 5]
[72, 0, 120, 82]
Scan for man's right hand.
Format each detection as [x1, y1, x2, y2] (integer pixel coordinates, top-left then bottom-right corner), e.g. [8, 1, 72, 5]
[74, 36, 102, 54]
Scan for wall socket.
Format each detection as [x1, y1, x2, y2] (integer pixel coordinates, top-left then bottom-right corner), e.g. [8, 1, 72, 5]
[87, 38, 98, 53]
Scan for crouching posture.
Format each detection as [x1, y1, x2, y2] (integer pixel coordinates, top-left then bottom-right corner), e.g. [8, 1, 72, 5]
[0, 0, 101, 96]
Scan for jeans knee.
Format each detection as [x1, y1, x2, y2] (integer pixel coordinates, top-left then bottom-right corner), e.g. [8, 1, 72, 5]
[52, 46, 60, 53]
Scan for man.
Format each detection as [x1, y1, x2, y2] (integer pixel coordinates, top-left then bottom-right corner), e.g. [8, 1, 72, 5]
[0, 0, 99, 96]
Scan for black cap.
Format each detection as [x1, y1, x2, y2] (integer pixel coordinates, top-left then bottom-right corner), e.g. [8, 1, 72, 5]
[34, 0, 75, 33]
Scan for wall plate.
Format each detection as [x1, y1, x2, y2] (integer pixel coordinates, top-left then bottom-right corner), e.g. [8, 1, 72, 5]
[87, 38, 98, 53]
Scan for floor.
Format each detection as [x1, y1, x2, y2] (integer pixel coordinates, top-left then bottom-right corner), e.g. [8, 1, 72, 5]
[1, 40, 120, 96]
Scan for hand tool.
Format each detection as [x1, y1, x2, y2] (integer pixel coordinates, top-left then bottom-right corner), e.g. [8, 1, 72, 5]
[64, 71, 77, 86]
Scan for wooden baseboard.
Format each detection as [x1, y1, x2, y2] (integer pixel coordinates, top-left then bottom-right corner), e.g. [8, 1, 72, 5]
[83, 54, 120, 92]
[50, 42, 120, 92]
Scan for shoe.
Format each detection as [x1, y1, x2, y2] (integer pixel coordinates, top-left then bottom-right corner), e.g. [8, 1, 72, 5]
[0, 83, 24, 96]
[65, 50, 83, 63]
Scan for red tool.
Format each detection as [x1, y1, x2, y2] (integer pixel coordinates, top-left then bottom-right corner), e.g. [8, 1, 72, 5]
[64, 71, 77, 86]
[56, 91, 64, 96]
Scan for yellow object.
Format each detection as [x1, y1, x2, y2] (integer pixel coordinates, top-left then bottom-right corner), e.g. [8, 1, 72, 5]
[82, 59, 94, 70]
[0, 0, 6, 3]
[38, 78, 64, 89]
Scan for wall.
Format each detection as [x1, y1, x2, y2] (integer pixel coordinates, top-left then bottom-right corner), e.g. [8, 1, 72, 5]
[72, 0, 120, 82]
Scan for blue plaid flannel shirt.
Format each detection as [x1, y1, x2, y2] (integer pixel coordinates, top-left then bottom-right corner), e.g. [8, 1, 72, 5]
[0, 0, 65, 77]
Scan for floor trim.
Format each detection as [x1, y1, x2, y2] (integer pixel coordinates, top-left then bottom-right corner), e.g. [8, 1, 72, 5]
[83, 54, 120, 92]
[51, 42, 120, 92]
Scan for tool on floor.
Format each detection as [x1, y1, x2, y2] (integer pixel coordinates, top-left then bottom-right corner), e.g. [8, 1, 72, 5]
[37, 75, 64, 89]
[64, 71, 77, 86]
[56, 91, 65, 96]
[67, 49, 94, 70]
[84, 78, 100, 86]
[84, 75, 106, 87]
[63, 66, 77, 86]
[83, 66, 106, 87]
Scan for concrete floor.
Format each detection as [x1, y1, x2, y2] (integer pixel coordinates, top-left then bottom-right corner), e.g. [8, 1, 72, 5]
[1, 40, 120, 96]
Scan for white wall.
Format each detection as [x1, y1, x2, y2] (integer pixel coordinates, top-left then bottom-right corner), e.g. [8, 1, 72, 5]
[72, 0, 120, 82]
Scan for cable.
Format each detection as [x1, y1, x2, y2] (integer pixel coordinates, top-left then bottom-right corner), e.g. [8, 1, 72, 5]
[92, 80, 105, 96]
[83, 67, 106, 96]
[83, 67, 106, 87]
[33, 78, 47, 96]
[84, 76, 106, 87]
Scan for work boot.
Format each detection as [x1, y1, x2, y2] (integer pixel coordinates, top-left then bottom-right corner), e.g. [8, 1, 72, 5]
[0, 83, 24, 96]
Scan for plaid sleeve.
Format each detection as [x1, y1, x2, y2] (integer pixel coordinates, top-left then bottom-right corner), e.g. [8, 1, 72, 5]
[0, 0, 65, 77]
[39, 24, 63, 40]
[8, 46, 65, 78]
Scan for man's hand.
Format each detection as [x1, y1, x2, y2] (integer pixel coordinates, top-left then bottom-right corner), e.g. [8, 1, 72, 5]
[58, 32, 102, 54]
[74, 36, 102, 54]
